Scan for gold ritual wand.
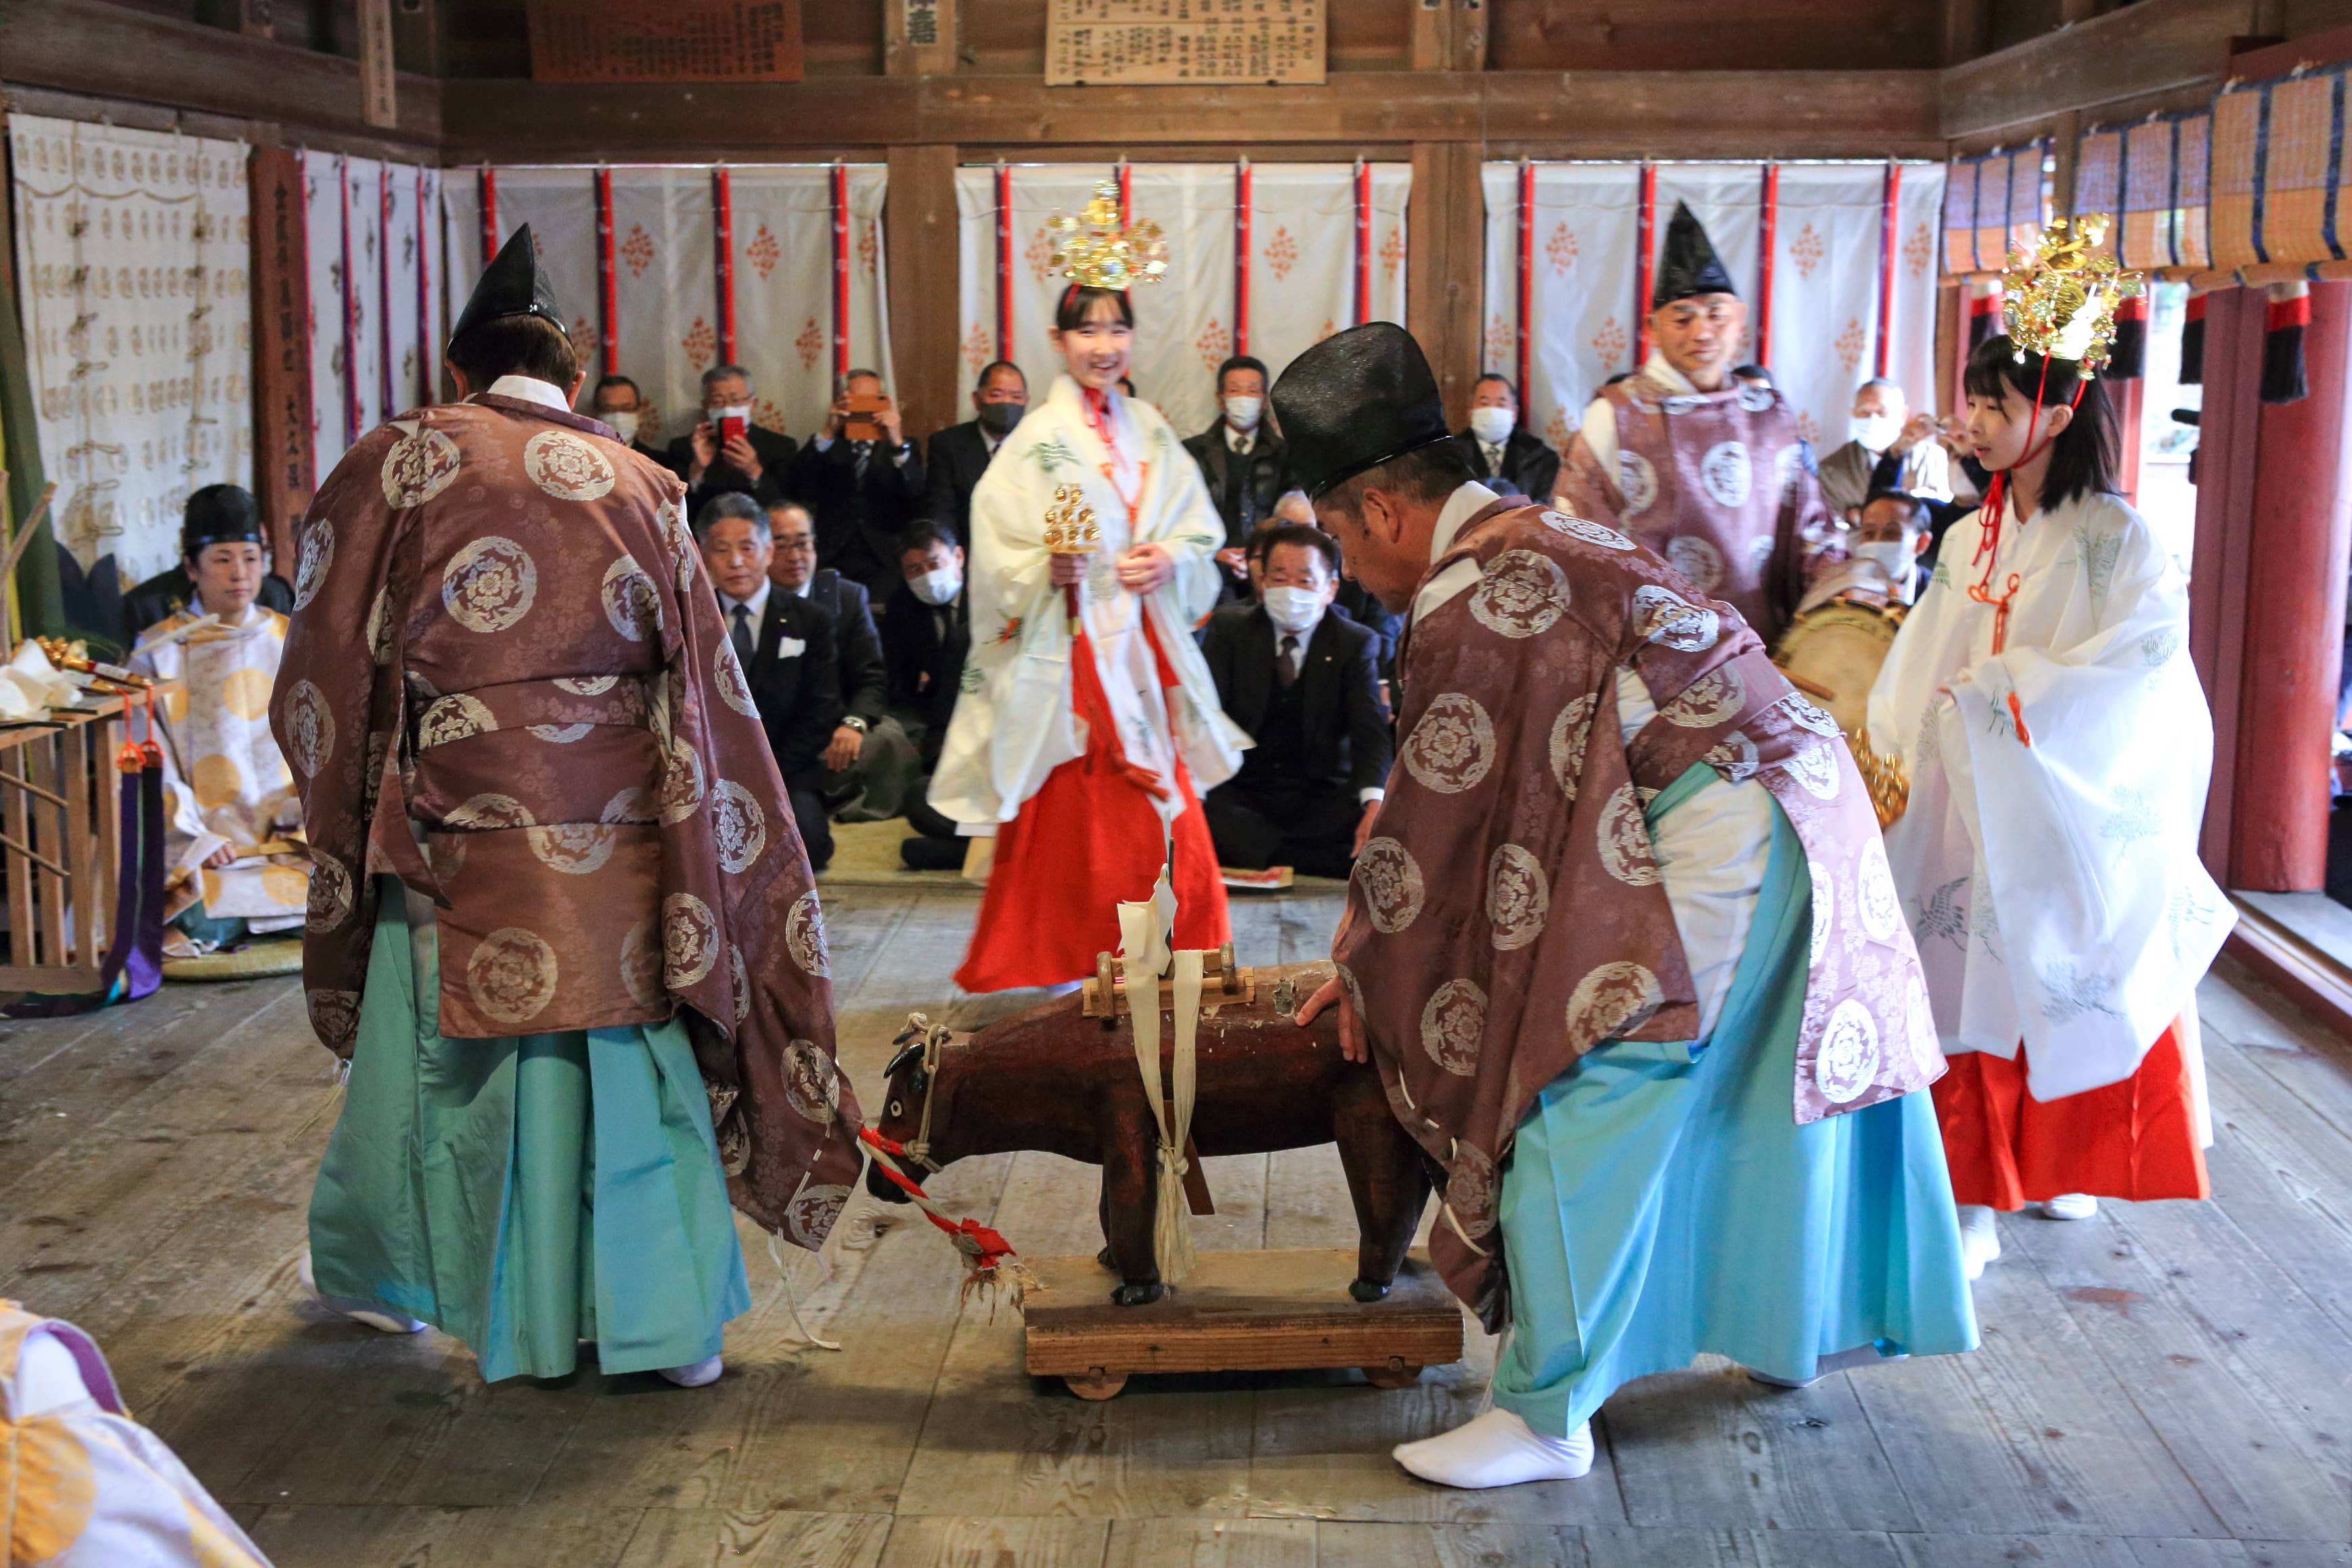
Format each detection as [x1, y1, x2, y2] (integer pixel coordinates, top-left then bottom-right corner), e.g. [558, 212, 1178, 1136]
[1043, 484, 1101, 635]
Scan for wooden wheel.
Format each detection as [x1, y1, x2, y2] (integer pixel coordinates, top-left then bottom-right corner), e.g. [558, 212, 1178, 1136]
[1362, 1359, 1423, 1389]
[1065, 1368, 1128, 1400]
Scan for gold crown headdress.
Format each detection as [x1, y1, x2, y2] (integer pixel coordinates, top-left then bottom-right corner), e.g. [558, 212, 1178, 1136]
[2001, 215, 2143, 376]
[1048, 181, 1168, 292]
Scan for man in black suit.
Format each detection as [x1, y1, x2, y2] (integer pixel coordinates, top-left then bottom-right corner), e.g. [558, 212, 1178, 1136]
[881, 520, 974, 871]
[764, 499, 921, 823]
[1183, 354, 1289, 596]
[1199, 524, 1393, 880]
[921, 360, 1025, 545]
[1453, 373, 1559, 503]
[667, 364, 797, 514]
[1267, 489, 1400, 688]
[696, 493, 841, 872]
[785, 367, 925, 604]
[123, 485, 293, 642]
[590, 373, 676, 470]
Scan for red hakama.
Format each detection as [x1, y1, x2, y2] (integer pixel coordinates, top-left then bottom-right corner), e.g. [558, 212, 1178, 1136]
[954, 620, 1230, 993]
[1932, 1018, 2209, 1211]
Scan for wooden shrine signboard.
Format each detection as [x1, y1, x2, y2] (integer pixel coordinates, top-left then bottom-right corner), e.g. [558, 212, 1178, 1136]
[525, 0, 803, 83]
[1045, 0, 1326, 87]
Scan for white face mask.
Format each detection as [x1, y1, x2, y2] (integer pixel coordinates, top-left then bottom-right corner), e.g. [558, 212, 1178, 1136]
[604, 410, 640, 443]
[1469, 406, 1516, 445]
[1262, 585, 1324, 634]
[1224, 395, 1263, 432]
[1850, 412, 1902, 453]
[910, 566, 962, 606]
[1852, 540, 1913, 578]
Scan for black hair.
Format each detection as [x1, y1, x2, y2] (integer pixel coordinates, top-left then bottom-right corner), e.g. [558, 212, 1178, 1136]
[1249, 521, 1340, 577]
[976, 360, 1026, 391]
[900, 519, 962, 559]
[1321, 440, 1477, 521]
[841, 367, 883, 391]
[1216, 355, 1270, 393]
[181, 483, 263, 558]
[1962, 334, 2118, 510]
[692, 490, 769, 547]
[1861, 488, 1932, 532]
[448, 313, 579, 391]
[1055, 284, 1135, 332]
[1471, 372, 1519, 401]
[1602, 371, 1632, 388]
[1731, 363, 1773, 386]
[594, 374, 640, 401]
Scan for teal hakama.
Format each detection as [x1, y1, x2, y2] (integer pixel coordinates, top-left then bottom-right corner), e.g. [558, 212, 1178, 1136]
[308, 882, 751, 1382]
[1490, 769, 1978, 1437]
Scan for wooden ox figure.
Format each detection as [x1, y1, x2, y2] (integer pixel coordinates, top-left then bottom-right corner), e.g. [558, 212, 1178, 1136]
[870, 961, 1432, 1306]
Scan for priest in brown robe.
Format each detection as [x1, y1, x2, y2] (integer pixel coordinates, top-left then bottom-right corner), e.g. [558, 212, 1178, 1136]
[1558, 202, 1835, 643]
[275, 227, 861, 1387]
[1279, 323, 1974, 1489]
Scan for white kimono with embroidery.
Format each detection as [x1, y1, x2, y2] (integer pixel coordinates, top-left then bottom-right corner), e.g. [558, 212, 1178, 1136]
[129, 603, 308, 929]
[1866, 489, 2234, 1100]
[931, 374, 1247, 828]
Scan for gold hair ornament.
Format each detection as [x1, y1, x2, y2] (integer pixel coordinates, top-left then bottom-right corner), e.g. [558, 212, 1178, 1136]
[2001, 215, 2142, 376]
[1048, 181, 1168, 292]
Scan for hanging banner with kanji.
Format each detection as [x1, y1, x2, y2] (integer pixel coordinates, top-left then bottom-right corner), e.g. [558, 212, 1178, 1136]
[1045, 0, 1325, 87]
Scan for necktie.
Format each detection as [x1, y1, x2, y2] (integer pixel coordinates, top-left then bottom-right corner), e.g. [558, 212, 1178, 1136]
[1277, 633, 1300, 689]
[853, 439, 873, 480]
[1484, 441, 1505, 477]
[730, 601, 755, 665]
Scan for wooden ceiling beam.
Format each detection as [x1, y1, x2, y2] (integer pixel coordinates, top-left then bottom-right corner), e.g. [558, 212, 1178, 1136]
[1938, 0, 2256, 139]
[0, 0, 442, 148]
[437, 70, 1943, 164]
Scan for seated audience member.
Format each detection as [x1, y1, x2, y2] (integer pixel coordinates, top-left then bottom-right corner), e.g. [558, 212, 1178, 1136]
[669, 364, 796, 512]
[589, 373, 675, 468]
[1452, 374, 1559, 503]
[1796, 489, 1933, 614]
[924, 360, 1025, 547]
[882, 521, 975, 872]
[1819, 378, 1954, 520]
[1272, 489, 1400, 686]
[123, 485, 292, 642]
[763, 499, 922, 822]
[696, 493, 841, 872]
[786, 368, 925, 603]
[128, 495, 308, 953]
[1199, 524, 1393, 880]
[1184, 354, 1290, 593]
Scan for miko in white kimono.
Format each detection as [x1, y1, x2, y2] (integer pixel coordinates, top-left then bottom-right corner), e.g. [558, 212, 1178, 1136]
[932, 192, 1247, 991]
[127, 489, 309, 953]
[1866, 224, 2235, 1278]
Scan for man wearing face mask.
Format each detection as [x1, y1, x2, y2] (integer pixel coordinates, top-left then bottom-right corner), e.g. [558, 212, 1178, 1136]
[1796, 489, 1933, 615]
[1184, 355, 1291, 592]
[1819, 378, 1953, 522]
[590, 374, 673, 470]
[1559, 202, 1834, 644]
[884, 520, 974, 872]
[1451, 375, 1559, 503]
[667, 363, 797, 514]
[923, 361, 1027, 547]
[1199, 522, 1392, 880]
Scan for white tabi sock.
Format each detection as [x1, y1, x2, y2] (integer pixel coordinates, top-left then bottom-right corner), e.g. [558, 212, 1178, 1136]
[1392, 1408, 1594, 1488]
[1957, 1204, 2001, 1282]
[299, 1249, 426, 1335]
[2039, 1192, 2099, 1221]
[658, 1354, 724, 1387]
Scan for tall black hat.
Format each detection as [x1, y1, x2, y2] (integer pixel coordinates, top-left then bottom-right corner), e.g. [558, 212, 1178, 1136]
[181, 484, 264, 556]
[1653, 202, 1738, 309]
[1269, 322, 1453, 499]
[449, 224, 567, 347]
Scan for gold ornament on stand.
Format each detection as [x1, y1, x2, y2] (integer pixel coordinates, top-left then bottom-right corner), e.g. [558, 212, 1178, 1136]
[1048, 181, 1168, 291]
[1044, 484, 1101, 635]
[2001, 215, 2142, 375]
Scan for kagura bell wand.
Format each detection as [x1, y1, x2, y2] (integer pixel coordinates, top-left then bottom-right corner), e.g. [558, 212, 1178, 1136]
[1042, 484, 1101, 637]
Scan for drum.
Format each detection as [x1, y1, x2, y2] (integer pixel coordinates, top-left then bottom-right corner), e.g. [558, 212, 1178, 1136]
[1772, 598, 1904, 736]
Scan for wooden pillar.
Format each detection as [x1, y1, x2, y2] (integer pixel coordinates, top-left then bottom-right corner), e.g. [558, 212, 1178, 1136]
[248, 146, 314, 567]
[886, 143, 962, 447]
[1941, 0, 1989, 65]
[1408, 141, 1483, 429]
[2190, 288, 2264, 881]
[2229, 280, 2352, 890]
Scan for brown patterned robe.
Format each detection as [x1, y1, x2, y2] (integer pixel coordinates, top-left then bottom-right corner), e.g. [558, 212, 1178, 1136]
[271, 393, 862, 1249]
[1337, 498, 1939, 1328]
[1557, 372, 1832, 643]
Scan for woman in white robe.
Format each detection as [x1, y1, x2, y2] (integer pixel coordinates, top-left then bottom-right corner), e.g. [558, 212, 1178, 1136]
[1867, 333, 2234, 1278]
[931, 284, 1248, 990]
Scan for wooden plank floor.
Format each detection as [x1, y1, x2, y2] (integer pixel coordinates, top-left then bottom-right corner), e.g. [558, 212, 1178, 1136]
[3, 885, 2349, 1566]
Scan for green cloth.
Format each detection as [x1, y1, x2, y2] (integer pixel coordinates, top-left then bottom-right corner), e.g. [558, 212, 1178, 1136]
[309, 880, 750, 1381]
[0, 238, 63, 639]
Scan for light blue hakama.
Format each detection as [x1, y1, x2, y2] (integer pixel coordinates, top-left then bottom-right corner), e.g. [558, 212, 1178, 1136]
[308, 881, 751, 1382]
[1490, 768, 1978, 1437]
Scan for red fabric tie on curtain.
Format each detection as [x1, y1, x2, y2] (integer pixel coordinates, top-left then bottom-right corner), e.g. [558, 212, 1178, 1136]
[713, 166, 737, 366]
[1352, 160, 1372, 326]
[378, 164, 395, 421]
[1634, 164, 1658, 366]
[479, 166, 499, 267]
[830, 162, 851, 382]
[338, 157, 358, 448]
[595, 167, 618, 376]
[1234, 158, 1252, 357]
[1875, 163, 1901, 378]
[1756, 164, 1779, 367]
[994, 164, 1013, 363]
[1515, 161, 1534, 397]
[416, 171, 434, 405]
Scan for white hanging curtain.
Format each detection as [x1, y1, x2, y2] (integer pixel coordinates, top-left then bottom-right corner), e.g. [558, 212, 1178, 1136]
[10, 114, 253, 583]
[1767, 164, 1895, 450]
[1886, 163, 1949, 418]
[1652, 162, 1764, 334]
[1478, 162, 1643, 455]
[956, 162, 1409, 443]
[303, 151, 439, 483]
[729, 164, 894, 440]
